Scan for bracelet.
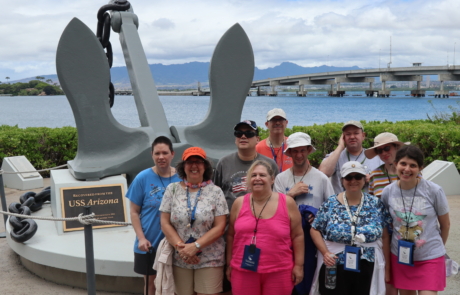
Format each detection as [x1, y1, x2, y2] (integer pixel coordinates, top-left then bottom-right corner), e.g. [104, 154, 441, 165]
[175, 241, 183, 249]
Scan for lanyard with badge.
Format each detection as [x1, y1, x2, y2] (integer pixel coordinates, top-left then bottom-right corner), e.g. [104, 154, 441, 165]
[269, 141, 284, 173]
[185, 187, 203, 255]
[241, 193, 272, 272]
[397, 181, 418, 267]
[343, 192, 364, 272]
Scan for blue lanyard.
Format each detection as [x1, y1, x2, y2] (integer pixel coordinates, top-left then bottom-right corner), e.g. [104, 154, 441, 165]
[269, 141, 284, 173]
[186, 187, 202, 227]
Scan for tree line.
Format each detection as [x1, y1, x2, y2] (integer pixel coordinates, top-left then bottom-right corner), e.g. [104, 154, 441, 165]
[0, 76, 64, 96]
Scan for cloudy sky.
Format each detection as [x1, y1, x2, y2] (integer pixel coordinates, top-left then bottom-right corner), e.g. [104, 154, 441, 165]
[1, 0, 460, 81]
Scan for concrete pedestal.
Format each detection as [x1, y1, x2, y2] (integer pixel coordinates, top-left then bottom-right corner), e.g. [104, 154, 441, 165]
[1, 156, 43, 190]
[6, 170, 142, 292]
[423, 160, 460, 196]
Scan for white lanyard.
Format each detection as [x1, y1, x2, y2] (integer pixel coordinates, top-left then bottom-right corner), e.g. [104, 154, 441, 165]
[343, 192, 364, 246]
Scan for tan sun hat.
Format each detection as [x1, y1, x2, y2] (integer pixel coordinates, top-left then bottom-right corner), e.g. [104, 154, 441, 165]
[364, 132, 410, 159]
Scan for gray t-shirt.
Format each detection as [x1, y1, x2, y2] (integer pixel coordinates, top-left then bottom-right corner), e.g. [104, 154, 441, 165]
[381, 178, 449, 261]
[324, 148, 383, 194]
[213, 152, 278, 211]
[274, 167, 334, 209]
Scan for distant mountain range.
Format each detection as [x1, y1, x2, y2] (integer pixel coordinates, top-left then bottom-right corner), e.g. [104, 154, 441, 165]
[10, 62, 362, 88]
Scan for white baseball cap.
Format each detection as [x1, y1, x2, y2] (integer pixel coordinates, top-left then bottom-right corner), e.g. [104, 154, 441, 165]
[342, 120, 364, 131]
[340, 161, 367, 177]
[266, 108, 287, 121]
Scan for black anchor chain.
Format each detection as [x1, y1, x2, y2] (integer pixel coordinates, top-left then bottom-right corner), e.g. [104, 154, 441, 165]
[96, 0, 131, 108]
[7, 187, 51, 243]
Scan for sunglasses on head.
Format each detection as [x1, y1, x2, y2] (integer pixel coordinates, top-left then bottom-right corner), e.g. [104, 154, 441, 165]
[375, 145, 392, 154]
[344, 174, 365, 181]
[234, 130, 257, 138]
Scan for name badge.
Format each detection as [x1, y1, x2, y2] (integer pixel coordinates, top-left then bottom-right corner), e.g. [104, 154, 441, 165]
[241, 244, 260, 272]
[344, 245, 360, 272]
[397, 239, 415, 266]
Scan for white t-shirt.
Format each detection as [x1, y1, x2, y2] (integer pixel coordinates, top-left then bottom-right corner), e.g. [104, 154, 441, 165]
[381, 178, 449, 261]
[325, 148, 383, 194]
[274, 167, 334, 209]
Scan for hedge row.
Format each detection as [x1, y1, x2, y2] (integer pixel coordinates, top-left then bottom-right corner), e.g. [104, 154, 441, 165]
[258, 120, 460, 170]
[0, 125, 77, 176]
[1, 120, 459, 177]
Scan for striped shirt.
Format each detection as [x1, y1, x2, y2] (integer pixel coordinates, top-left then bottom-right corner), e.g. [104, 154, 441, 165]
[368, 165, 398, 198]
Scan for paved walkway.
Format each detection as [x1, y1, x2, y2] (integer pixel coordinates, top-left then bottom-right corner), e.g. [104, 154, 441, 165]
[0, 179, 459, 294]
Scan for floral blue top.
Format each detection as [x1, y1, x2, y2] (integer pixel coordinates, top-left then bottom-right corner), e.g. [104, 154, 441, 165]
[311, 193, 392, 265]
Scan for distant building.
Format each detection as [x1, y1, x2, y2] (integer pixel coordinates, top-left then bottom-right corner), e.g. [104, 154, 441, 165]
[413, 62, 422, 67]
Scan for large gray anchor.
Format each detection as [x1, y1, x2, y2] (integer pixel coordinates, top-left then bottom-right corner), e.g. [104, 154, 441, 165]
[56, 2, 254, 183]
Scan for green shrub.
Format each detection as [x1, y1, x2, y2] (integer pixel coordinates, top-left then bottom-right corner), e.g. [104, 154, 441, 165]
[259, 119, 460, 171]
[1, 119, 459, 177]
[0, 125, 78, 177]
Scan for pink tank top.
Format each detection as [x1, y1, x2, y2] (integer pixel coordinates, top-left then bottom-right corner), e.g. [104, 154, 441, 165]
[231, 193, 294, 273]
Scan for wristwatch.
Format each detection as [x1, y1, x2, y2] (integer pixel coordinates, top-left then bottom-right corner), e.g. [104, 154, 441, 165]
[194, 242, 201, 249]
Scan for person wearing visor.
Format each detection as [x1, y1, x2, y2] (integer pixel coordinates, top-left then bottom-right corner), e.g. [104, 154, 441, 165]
[214, 120, 278, 211]
[310, 161, 392, 295]
[226, 160, 304, 295]
[365, 132, 410, 199]
[160, 147, 229, 295]
[256, 108, 293, 172]
[381, 145, 450, 295]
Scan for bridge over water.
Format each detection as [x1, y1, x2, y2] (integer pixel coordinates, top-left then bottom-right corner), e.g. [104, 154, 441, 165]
[251, 65, 460, 97]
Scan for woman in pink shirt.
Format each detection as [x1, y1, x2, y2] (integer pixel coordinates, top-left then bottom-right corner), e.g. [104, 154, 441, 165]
[226, 160, 304, 295]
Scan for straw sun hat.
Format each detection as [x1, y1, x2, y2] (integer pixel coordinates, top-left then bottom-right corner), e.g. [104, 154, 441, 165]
[364, 132, 410, 159]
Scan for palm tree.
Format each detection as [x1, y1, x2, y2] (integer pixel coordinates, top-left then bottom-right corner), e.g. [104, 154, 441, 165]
[5, 77, 10, 84]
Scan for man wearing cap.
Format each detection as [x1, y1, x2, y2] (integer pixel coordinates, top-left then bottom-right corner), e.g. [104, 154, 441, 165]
[274, 132, 333, 209]
[256, 108, 293, 173]
[214, 120, 279, 211]
[318, 120, 383, 194]
[274, 132, 333, 295]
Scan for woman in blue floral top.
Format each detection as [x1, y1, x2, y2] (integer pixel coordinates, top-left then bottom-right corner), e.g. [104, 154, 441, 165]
[310, 161, 392, 295]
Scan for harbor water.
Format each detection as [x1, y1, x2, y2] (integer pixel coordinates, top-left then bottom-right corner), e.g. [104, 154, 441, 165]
[0, 91, 459, 128]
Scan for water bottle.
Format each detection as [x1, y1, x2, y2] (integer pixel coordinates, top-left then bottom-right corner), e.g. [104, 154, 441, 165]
[325, 254, 337, 289]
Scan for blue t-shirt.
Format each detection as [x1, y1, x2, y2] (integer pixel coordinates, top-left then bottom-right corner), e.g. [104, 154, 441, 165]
[126, 168, 181, 254]
[312, 193, 392, 264]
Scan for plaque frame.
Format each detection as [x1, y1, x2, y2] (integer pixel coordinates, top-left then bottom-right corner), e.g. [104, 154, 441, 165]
[60, 183, 127, 232]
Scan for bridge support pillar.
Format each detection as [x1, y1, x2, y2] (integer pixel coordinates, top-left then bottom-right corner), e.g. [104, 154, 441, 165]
[435, 80, 449, 98]
[269, 80, 279, 96]
[297, 84, 307, 96]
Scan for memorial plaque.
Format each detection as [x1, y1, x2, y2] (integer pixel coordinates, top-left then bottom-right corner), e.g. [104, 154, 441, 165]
[60, 184, 127, 232]
[9, 156, 41, 179]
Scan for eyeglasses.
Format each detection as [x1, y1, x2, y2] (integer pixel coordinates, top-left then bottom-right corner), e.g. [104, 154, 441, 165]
[269, 118, 286, 123]
[234, 130, 257, 138]
[344, 174, 365, 181]
[185, 160, 205, 166]
[375, 145, 392, 154]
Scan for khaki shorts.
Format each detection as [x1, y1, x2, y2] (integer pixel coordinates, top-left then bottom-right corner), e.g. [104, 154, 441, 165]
[173, 265, 224, 295]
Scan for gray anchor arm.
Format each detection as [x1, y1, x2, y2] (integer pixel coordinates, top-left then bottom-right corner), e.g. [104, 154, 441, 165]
[172, 23, 255, 163]
[56, 17, 160, 182]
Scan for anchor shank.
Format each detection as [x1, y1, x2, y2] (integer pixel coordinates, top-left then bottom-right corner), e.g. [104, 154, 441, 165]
[115, 11, 170, 132]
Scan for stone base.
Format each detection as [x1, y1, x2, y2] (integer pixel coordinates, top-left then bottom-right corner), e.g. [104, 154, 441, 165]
[20, 256, 143, 293]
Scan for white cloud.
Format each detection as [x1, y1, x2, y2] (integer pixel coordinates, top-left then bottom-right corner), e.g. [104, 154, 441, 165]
[1, 0, 460, 80]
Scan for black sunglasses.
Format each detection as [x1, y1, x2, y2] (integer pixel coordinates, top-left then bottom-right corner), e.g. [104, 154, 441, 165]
[234, 130, 257, 138]
[344, 174, 365, 181]
[375, 145, 392, 154]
